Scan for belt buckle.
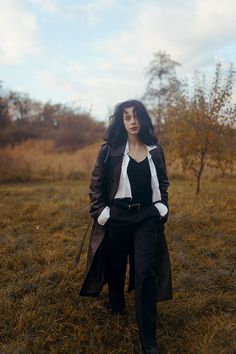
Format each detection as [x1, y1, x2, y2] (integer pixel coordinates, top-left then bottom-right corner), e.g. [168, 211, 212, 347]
[129, 203, 141, 212]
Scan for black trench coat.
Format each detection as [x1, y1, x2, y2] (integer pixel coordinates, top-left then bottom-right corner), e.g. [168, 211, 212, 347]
[79, 142, 173, 301]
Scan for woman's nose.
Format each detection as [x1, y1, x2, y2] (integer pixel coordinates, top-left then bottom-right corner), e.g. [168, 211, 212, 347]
[130, 116, 136, 124]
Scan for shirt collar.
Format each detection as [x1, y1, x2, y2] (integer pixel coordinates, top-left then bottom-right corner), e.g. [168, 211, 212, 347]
[147, 145, 157, 152]
[124, 140, 156, 159]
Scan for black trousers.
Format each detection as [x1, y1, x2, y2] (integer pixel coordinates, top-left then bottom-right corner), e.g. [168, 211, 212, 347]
[105, 204, 161, 347]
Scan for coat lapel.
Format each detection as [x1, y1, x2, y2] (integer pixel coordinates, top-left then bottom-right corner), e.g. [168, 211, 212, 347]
[109, 144, 126, 201]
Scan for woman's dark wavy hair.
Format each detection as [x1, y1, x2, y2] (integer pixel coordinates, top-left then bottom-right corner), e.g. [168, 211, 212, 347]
[104, 99, 158, 146]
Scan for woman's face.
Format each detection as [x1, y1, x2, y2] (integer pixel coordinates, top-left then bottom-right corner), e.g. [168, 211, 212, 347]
[123, 106, 140, 136]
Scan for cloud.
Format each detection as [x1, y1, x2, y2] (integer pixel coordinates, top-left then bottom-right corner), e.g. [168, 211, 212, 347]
[28, 0, 58, 15]
[35, 0, 236, 119]
[94, 0, 236, 69]
[85, 0, 236, 117]
[36, 71, 80, 98]
[6, 0, 235, 120]
[72, 0, 120, 24]
[36, 58, 143, 120]
[29, 0, 120, 24]
[0, 0, 41, 64]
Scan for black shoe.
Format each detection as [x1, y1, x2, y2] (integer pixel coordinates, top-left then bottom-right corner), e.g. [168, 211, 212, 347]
[108, 295, 125, 314]
[103, 300, 125, 315]
[142, 345, 160, 354]
[111, 303, 125, 315]
[112, 308, 125, 315]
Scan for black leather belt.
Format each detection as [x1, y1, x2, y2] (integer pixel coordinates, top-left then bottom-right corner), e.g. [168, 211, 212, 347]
[113, 199, 152, 212]
[128, 203, 141, 212]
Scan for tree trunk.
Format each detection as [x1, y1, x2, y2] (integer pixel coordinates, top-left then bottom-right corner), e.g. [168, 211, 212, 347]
[196, 162, 204, 194]
[196, 173, 201, 194]
[196, 148, 207, 194]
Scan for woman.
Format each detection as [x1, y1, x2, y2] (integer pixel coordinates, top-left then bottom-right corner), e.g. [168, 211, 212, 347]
[79, 99, 172, 354]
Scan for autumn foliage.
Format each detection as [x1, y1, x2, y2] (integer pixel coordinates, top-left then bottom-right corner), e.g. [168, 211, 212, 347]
[0, 89, 105, 151]
[143, 56, 236, 193]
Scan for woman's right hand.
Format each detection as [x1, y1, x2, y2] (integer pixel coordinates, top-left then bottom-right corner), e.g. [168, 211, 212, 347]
[97, 206, 110, 226]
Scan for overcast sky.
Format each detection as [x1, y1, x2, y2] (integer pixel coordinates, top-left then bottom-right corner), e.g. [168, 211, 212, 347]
[0, 0, 235, 121]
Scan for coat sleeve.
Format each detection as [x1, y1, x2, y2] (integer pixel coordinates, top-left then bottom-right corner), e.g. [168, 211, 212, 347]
[89, 143, 110, 220]
[156, 144, 169, 208]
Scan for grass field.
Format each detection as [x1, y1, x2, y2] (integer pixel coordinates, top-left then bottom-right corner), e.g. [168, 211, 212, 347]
[0, 178, 235, 354]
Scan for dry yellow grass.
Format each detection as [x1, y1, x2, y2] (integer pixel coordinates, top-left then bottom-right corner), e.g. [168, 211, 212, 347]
[0, 178, 235, 353]
[0, 139, 100, 182]
[1, 139, 234, 184]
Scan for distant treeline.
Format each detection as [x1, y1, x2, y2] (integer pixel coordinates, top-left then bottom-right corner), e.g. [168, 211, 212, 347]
[0, 88, 106, 151]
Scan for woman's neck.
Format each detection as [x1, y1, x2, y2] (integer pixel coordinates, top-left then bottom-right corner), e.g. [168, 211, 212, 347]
[127, 134, 142, 146]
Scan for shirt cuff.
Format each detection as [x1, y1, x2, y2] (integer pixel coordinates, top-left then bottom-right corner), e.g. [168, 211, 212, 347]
[97, 206, 110, 225]
[154, 202, 168, 217]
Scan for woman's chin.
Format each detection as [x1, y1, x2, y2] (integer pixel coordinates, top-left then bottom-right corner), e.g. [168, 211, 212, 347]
[129, 130, 139, 135]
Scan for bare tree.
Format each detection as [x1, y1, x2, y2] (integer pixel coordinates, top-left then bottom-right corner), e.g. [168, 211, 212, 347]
[143, 51, 181, 132]
[0, 81, 11, 129]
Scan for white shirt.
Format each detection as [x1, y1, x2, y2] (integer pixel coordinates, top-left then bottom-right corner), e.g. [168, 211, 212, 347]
[97, 141, 168, 225]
